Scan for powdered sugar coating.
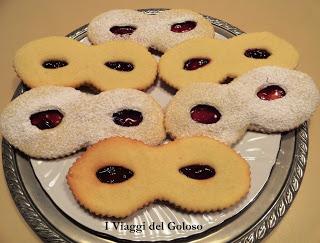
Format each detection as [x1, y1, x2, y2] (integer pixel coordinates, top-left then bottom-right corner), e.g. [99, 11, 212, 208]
[165, 66, 320, 143]
[0, 86, 165, 158]
[87, 9, 214, 52]
[165, 83, 250, 145]
[233, 66, 320, 132]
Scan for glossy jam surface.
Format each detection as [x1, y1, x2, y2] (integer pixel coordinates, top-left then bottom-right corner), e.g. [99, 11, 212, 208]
[42, 60, 68, 69]
[179, 164, 215, 180]
[244, 49, 271, 59]
[96, 166, 134, 183]
[113, 109, 143, 127]
[183, 58, 210, 70]
[110, 26, 136, 35]
[257, 85, 286, 101]
[30, 110, 63, 130]
[105, 61, 134, 72]
[190, 104, 221, 124]
[171, 21, 197, 33]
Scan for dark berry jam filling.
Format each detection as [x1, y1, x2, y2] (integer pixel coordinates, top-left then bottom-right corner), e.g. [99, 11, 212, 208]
[257, 85, 286, 101]
[244, 49, 271, 59]
[110, 26, 136, 35]
[179, 164, 215, 180]
[75, 85, 100, 95]
[148, 47, 164, 57]
[30, 110, 63, 130]
[96, 166, 134, 183]
[113, 109, 143, 127]
[42, 60, 68, 69]
[190, 104, 221, 124]
[183, 58, 210, 70]
[105, 61, 134, 72]
[171, 21, 197, 33]
[220, 76, 235, 84]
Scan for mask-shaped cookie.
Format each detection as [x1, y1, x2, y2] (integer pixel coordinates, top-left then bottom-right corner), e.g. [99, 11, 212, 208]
[87, 9, 214, 52]
[159, 32, 299, 89]
[165, 66, 319, 144]
[67, 137, 250, 218]
[14, 37, 157, 91]
[0, 86, 165, 158]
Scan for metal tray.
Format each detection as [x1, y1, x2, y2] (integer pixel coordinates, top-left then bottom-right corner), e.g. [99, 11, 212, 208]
[2, 8, 308, 243]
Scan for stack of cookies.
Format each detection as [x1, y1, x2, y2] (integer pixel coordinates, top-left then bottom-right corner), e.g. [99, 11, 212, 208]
[1, 9, 319, 218]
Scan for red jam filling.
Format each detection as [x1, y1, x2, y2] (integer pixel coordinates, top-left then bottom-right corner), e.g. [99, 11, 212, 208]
[257, 85, 286, 101]
[30, 110, 63, 130]
[110, 26, 136, 35]
[179, 164, 215, 180]
[42, 60, 68, 69]
[183, 58, 210, 70]
[244, 49, 271, 59]
[112, 109, 143, 127]
[190, 104, 221, 124]
[105, 61, 134, 72]
[96, 166, 134, 183]
[171, 21, 197, 33]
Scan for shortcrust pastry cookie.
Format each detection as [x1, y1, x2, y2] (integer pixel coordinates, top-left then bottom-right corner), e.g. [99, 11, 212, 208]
[165, 83, 250, 145]
[14, 37, 157, 91]
[67, 137, 250, 218]
[87, 9, 214, 53]
[165, 67, 319, 143]
[0, 86, 165, 158]
[159, 32, 299, 89]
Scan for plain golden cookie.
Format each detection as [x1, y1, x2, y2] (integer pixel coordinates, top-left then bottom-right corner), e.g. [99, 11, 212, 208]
[14, 37, 157, 91]
[159, 32, 299, 89]
[67, 137, 250, 218]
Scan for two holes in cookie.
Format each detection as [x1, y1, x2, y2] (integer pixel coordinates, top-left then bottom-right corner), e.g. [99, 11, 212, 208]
[109, 21, 197, 36]
[183, 48, 271, 72]
[96, 164, 215, 184]
[42, 60, 134, 72]
[190, 84, 286, 125]
[30, 109, 143, 130]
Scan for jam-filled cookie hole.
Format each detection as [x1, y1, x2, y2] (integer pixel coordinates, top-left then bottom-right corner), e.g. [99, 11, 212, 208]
[171, 21, 197, 33]
[179, 164, 216, 180]
[109, 26, 137, 35]
[112, 109, 143, 127]
[30, 110, 63, 130]
[244, 49, 271, 59]
[96, 165, 134, 183]
[257, 85, 286, 101]
[105, 61, 134, 72]
[220, 76, 236, 84]
[183, 58, 211, 70]
[190, 104, 221, 124]
[42, 60, 68, 69]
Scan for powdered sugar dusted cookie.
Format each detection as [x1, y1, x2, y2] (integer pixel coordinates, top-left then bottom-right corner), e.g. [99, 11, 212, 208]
[0, 86, 165, 158]
[87, 9, 214, 52]
[233, 66, 320, 132]
[14, 37, 157, 91]
[159, 32, 299, 89]
[165, 67, 319, 143]
[165, 83, 250, 145]
[67, 137, 250, 218]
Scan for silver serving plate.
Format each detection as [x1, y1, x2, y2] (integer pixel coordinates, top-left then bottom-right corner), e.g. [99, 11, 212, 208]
[2, 9, 308, 243]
